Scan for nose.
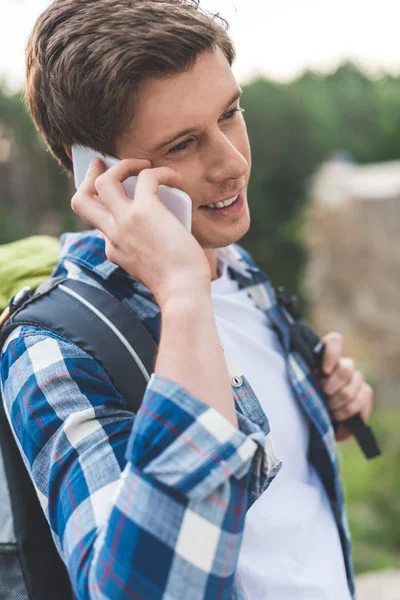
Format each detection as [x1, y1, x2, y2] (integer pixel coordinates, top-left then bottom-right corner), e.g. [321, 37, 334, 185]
[205, 130, 248, 185]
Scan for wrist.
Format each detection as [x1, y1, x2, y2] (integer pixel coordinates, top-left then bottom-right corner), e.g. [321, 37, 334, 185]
[159, 285, 212, 315]
[156, 274, 211, 310]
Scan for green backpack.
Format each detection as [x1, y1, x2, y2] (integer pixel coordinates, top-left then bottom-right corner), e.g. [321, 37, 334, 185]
[0, 236, 60, 313]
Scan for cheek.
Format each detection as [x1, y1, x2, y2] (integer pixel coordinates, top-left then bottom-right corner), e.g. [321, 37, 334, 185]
[152, 154, 200, 194]
[170, 159, 203, 203]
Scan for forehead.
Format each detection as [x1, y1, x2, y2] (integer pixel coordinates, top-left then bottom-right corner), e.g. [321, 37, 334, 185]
[129, 48, 238, 137]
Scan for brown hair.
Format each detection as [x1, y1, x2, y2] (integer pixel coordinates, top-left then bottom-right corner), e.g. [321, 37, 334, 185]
[25, 0, 235, 173]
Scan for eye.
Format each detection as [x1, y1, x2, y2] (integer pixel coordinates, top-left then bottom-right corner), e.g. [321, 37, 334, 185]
[220, 107, 245, 121]
[169, 138, 195, 154]
[168, 107, 245, 155]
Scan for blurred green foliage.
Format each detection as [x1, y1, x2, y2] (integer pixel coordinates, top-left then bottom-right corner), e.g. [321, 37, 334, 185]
[241, 63, 400, 295]
[339, 410, 400, 575]
[0, 83, 75, 243]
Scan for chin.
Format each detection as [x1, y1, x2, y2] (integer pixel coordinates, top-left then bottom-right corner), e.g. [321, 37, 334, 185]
[194, 210, 251, 250]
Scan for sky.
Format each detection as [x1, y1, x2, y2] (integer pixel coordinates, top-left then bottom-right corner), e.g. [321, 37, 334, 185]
[1, 0, 400, 91]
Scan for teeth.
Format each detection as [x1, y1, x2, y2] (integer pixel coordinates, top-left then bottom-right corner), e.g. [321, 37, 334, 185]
[206, 193, 239, 209]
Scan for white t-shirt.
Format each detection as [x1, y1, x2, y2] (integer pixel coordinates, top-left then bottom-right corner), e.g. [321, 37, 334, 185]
[210, 256, 351, 600]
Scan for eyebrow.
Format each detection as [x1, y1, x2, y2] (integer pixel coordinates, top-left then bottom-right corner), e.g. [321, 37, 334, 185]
[151, 88, 243, 153]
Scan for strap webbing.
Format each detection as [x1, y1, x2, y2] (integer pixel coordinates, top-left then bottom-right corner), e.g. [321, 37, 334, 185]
[4, 278, 158, 414]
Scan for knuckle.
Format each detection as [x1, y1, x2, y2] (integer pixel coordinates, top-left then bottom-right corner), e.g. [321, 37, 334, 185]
[137, 168, 152, 182]
[330, 332, 344, 346]
[105, 242, 117, 263]
[71, 193, 82, 214]
[351, 371, 363, 392]
[95, 173, 107, 193]
[131, 202, 149, 222]
[365, 384, 374, 402]
[131, 206, 145, 224]
[328, 395, 341, 411]
[104, 226, 119, 254]
[341, 358, 355, 380]
[320, 378, 331, 394]
[341, 387, 353, 403]
[355, 370, 364, 385]
[342, 402, 357, 420]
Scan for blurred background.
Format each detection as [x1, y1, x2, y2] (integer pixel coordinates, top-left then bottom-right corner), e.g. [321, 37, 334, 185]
[1, 0, 399, 596]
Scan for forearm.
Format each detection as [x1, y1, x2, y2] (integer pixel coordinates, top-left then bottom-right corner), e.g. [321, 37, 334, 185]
[155, 291, 238, 427]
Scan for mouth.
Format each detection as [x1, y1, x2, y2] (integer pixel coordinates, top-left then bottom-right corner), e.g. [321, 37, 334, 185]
[199, 190, 245, 216]
[199, 188, 243, 210]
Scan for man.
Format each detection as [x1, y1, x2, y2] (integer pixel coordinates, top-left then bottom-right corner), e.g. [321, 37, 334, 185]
[1, 1, 373, 598]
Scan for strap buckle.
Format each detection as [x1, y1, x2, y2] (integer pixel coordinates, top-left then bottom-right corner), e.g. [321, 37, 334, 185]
[0, 286, 33, 328]
[275, 286, 302, 321]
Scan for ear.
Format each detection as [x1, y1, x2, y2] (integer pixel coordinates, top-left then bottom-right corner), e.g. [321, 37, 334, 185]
[64, 145, 72, 160]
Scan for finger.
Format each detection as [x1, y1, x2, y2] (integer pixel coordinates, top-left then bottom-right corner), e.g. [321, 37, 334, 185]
[326, 370, 364, 411]
[331, 396, 363, 423]
[335, 423, 353, 442]
[331, 383, 373, 423]
[359, 384, 374, 422]
[71, 189, 115, 234]
[71, 158, 115, 233]
[321, 357, 355, 396]
[79, 158, 107, 196]
[95, 158, 152, 216]
[321, 332, 344, 375]
[134, 167, 184, 205]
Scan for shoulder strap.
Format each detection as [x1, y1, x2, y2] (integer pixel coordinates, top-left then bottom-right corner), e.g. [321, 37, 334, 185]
[275, 286, 381, 460]
[1, 277, 158, 414]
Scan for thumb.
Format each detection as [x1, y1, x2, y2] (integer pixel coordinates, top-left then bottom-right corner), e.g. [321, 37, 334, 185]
[321, 332, 344, 375]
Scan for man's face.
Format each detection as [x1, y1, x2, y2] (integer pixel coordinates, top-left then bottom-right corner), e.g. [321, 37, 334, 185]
[116, 48, 251, 250]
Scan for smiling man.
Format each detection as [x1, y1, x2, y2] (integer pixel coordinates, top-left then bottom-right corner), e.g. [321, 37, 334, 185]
[114, 49, 251, 262]
[0, 1, 374, 599]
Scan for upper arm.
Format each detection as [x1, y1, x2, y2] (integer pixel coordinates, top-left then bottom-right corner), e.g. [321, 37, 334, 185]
[0, 326, 134, 553]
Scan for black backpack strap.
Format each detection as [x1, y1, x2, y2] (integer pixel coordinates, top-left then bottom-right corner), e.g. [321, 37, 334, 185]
[275, 287, 381, 460]
[2, 277, 158, 413]
[0, 277, 158, 600]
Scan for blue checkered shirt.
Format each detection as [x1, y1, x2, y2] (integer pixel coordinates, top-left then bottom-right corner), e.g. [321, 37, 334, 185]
[0, 230, 354, 599]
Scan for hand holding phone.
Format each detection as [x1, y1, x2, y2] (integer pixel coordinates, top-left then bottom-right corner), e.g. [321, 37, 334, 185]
[70, 146, 211, 306]
[71, 145, 192, 231]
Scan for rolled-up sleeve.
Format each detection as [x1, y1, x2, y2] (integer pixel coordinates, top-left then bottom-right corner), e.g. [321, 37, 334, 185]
[131, 373, 268, 499]
[1, 327, 272, 600]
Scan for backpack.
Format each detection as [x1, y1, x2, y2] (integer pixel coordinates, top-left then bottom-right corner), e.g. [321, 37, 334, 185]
[0, 260, 380, 600]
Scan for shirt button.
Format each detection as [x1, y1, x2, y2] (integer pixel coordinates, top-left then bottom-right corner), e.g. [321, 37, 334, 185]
[231, 376, 243, 387]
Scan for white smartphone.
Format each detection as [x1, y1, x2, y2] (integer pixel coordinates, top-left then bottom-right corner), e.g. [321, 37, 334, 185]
[71, 145, 192, 231]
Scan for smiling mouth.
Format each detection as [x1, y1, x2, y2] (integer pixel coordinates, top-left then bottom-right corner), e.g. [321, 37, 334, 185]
[200, 191, 241, 210]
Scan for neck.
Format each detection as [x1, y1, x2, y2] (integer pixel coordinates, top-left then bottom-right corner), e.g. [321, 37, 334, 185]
[203, 248, 219, 281]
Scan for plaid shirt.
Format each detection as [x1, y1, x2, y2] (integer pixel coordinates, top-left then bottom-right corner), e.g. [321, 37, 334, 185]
[0, 230, 354, 599]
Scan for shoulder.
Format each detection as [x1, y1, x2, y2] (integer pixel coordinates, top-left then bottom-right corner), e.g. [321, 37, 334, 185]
[0, 323, 103, 382]
[52, 229, 119, 284]
[0, 324, 125, 416]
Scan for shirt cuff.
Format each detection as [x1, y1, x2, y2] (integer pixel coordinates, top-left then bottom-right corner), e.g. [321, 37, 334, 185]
[126, 373, 270, 499]
[236, 411, 282, 500]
